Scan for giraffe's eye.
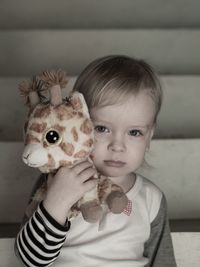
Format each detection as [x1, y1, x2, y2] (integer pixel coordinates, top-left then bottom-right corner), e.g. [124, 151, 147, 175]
[45, 130, 60, 144]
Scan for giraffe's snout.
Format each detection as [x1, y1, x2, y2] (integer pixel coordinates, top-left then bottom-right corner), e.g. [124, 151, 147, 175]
[22, 143, 48, 168]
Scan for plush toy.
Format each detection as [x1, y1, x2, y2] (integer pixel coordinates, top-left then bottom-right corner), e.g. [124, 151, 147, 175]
[19, 70, 128, 223]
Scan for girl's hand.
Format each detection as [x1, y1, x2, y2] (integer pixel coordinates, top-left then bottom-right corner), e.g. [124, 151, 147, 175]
[43, 160, 97, 225]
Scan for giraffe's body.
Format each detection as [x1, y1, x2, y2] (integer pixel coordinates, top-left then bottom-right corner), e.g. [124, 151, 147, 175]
[19, 70, 128, 223]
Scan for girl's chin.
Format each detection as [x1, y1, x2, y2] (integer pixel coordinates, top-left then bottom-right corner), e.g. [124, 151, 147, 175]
[96, 168, 128, 178]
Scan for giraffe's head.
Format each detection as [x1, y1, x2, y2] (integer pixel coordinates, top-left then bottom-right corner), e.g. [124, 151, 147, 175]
[19, 70, 94, 173]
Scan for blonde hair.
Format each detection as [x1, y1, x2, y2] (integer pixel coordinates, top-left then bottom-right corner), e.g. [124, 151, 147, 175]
[73, 55, 162, 122]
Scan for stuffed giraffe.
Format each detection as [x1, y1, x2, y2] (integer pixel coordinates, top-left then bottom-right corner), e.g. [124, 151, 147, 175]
[19, 70, 128, 223]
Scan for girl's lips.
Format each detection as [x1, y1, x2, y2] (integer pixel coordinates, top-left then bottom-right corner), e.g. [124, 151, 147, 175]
[104, 160, 126, 167]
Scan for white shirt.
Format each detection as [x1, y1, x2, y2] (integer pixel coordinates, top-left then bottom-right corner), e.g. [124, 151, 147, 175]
[57, 174, 163, 267]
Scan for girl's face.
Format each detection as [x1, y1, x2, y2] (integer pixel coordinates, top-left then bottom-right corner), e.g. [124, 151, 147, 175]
[90, 91, 156, 178]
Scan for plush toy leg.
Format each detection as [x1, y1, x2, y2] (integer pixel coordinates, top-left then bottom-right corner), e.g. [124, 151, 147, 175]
[106, 191, 128, 214]
[80, 200, 103, 223]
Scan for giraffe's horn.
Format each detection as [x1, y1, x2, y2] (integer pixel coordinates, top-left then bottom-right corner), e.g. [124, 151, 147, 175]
[28, 77, 40, 108]
[40, 69, 68, 106]
[29, 91, 40, 107]
[50, 84, 62, 106]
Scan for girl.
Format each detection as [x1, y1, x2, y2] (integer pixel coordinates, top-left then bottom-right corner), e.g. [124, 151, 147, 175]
[15, 55, 176, 266]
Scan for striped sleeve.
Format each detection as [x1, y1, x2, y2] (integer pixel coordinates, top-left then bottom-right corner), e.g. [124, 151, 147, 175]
[15, 202, 70, 267]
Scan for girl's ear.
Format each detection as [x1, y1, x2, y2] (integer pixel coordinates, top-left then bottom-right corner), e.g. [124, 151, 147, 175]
[150, 124, 155, 139]
[146, 125, 155, 151]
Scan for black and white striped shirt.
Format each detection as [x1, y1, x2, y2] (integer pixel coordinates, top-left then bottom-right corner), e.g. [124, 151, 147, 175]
[15, 202, 70, 267]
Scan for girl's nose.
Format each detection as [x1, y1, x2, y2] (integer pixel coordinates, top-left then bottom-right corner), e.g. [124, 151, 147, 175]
[108, 135, 125, 152]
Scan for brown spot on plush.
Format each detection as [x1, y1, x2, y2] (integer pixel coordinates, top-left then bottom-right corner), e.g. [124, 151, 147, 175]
[55, 105, 73, 120]
[78, 112, 84, 118]
[80, 119, 93, 134]
[60, 142, 75, 156]
[98, 177, 112, 202]
[59, 160, 73, 167]
[29, 122, 47, 133]
[48, 154, 56, 168]
[43, 140, 48, 148]
[71, 127, 78, 142]
[74, 149, 89, 158]
[54, 124, 65, 133]
[83, 138, 94, 147]
[33, 106, 51, 118]
[25, 134, 40, 145]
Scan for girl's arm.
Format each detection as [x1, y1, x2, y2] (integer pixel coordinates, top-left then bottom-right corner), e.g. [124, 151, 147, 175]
[15, 201, 70, 267]
[143, 194, 177, 267]
[15, 161, 97, 267]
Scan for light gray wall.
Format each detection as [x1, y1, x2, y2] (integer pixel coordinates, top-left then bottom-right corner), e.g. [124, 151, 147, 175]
[1, 0, 200, 29]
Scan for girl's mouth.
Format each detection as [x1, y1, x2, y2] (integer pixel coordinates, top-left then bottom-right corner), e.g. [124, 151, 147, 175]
[104, 160, 126, 167]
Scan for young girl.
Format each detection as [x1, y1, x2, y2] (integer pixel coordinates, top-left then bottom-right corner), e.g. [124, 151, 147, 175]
[15, 55, 177, 267]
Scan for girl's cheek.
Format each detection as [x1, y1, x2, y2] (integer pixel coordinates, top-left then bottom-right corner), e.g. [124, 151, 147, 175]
[94, 134, 109, 143]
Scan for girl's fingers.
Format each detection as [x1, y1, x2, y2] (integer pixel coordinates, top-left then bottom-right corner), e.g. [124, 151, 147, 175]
[83, 178, 98, 192]
[79, 167, 97, 183]
[72, 160, 94, 175]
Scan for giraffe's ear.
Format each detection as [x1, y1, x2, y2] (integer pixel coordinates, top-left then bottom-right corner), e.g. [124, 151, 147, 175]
[70, 92, 90, 117]
[19, 78, 40, 109]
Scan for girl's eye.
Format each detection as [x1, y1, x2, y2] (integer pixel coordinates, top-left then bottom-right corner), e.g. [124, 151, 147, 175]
[129, 129, 142, 137]
[94, 125, 109, 133]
